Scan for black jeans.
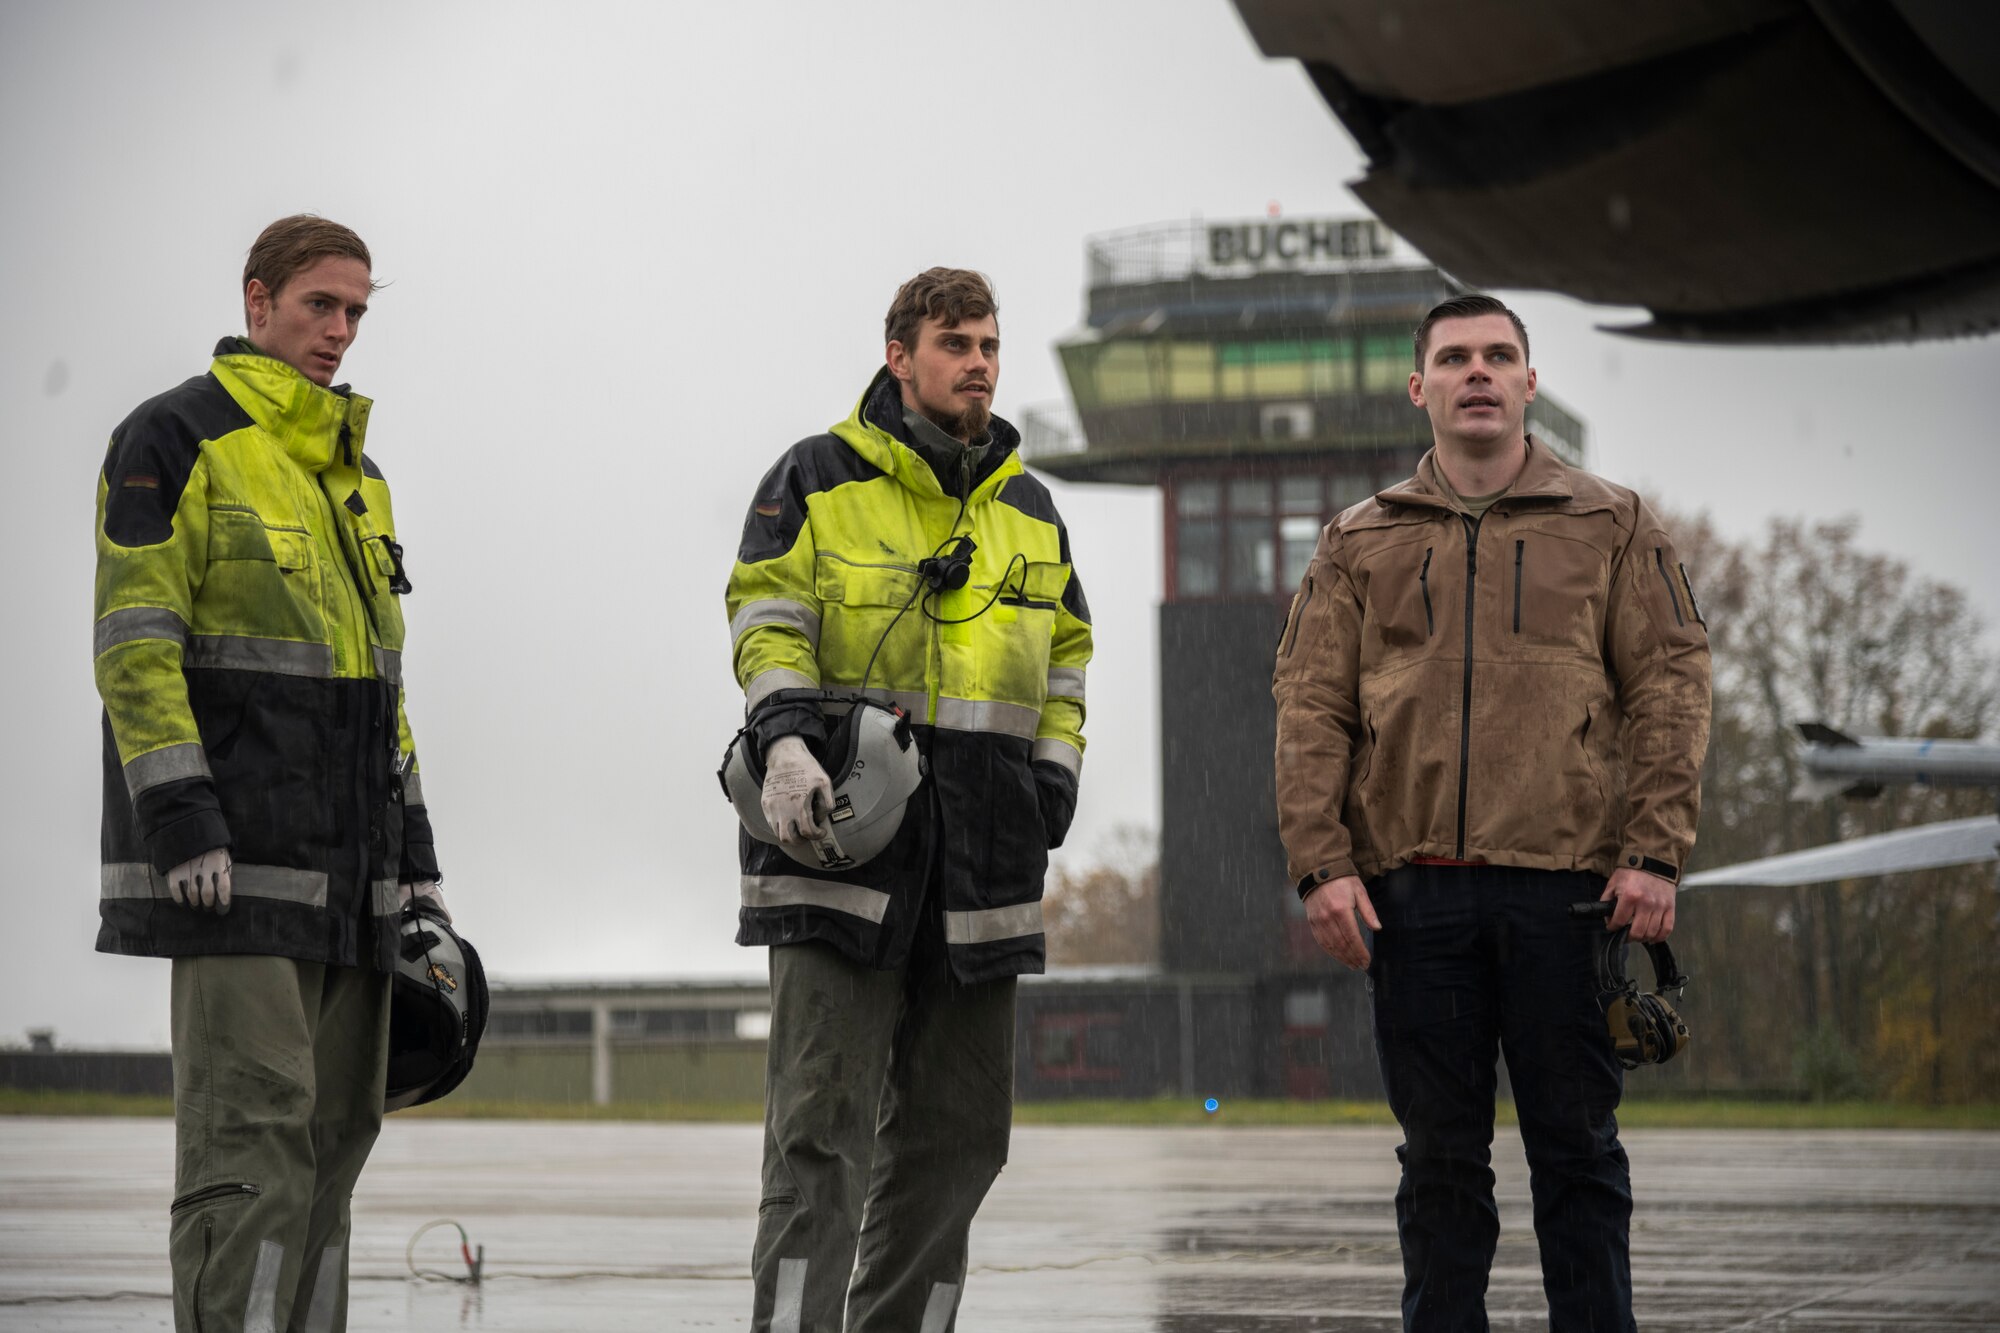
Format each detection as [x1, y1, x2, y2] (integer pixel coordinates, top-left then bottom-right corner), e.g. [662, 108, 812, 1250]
[1368, 864, 1635, 1333]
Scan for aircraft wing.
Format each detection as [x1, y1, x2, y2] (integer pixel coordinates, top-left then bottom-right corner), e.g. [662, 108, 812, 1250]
[1682, 817, 2000, 888]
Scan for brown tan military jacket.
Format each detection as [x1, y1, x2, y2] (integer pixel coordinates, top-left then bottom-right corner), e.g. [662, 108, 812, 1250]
[1272, 439, 1711, 889]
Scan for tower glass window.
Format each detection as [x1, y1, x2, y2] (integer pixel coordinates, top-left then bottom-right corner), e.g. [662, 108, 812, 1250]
[1280, 516, 1319, 587]
[1249, 341, 1309, 398]
[1332, 471, 1378, 510]
[1361, 334, 1407, 392]
[1167, 341, 1217, 401]
[1175, 478, 1222, 598]
[1226, 476, 1275, 595]
[1279, 475, 1323, 514]
[1308, 337, 1357, 393]
[1093, 342, 1155, 406]
[1278, 474, 1323, 588]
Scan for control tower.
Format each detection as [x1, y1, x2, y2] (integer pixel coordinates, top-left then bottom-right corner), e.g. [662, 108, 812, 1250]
[1023, 217, 1586, 1095]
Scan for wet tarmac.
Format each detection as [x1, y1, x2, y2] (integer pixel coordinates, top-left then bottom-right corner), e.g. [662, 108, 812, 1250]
[2, 1117, 1996, 1330]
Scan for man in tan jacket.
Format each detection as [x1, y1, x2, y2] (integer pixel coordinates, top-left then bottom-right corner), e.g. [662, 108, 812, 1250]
[1273, 294, 1710, 1331]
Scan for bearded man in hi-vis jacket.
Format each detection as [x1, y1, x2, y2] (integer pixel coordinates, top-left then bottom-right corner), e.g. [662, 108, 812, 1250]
[726, 268, 1092, 1332]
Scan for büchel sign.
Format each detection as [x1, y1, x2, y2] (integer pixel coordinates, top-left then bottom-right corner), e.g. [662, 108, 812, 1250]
[1205, 217, 1398, 271]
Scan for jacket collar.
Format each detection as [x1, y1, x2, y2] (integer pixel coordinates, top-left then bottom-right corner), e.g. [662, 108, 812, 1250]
[207, 336, 371, 476]
[1377, 436, 1573, 513]
[831, 366, 1022, 502]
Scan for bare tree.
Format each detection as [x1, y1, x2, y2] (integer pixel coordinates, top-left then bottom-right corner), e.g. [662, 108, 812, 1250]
[1043, 824, 1160, 967]
[1663, 508, 2000, 1101]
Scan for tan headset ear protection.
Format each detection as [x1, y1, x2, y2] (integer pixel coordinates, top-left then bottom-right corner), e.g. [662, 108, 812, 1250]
[1600, 928, 1690, 1068]
[1571, 901, 1691, 1069]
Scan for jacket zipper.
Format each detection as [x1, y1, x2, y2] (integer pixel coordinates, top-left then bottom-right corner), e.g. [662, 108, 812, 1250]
[1418, 548, 1434, 637]
[1654, 547, 1685, 626]
[1456, 514, 1483, 858]
[1513, 539, 1524, 633]
[324, 465, 394, 913]
[1281, 576, 1316, 656]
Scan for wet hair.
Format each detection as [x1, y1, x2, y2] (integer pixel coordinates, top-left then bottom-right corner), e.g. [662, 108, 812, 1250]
[243, 215, 379, 307]
[885, 268, 998, 350]
[1413, 294, 1529, 369]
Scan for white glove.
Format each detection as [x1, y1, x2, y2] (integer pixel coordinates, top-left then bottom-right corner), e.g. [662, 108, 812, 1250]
[166, 848, 233, 914]
[398, 880, 450, 923]
[761, 735, 833, 842]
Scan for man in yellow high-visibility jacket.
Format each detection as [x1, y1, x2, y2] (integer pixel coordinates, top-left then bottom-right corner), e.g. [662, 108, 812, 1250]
[94, 215, 442, 1332]
[726, 268, 1092, 1332]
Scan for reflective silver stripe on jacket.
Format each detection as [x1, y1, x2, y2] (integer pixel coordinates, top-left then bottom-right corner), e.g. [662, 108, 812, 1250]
[402, 769, 426, 807]
[94, 606, 189, 657]
[372, 879, 401, 915]
[101, 862, 331, 908]
[944, 900, 1045, 945]
[1032, 737, 1084, 778]
[827, 692, 1040, 737]
[741, 875, 891, 924]
[186, 634, 335, 678]
[746, 667, 818, 712]
[730, 599, 822, 645]
[933, 697, 1039, 738]
[1046, 666, 1087, 700]
[123, 742, 211, 798]
[372, 645, 402, 685]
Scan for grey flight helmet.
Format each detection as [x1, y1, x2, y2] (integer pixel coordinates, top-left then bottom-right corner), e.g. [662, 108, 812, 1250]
[386, 900, 489, 1113]
[721, 697, 927, 871]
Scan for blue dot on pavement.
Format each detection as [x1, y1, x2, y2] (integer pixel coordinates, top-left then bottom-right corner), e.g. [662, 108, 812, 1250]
[1204, 1098, 1219, 1114]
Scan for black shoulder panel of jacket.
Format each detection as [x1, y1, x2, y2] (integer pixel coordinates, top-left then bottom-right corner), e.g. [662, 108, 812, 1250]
[996, 470, 1060, 532]
[360, 453, 386, 480]
[101, 372, 251, 548]
[996, 472, 1089, 621]
[737, 432, 887, 565]
[1061, 567, 1092, 624]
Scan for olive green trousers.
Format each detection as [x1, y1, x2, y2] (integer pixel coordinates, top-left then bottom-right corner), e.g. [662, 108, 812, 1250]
[750, 934, 1017, 1333]
[169, 955, 389, 1333]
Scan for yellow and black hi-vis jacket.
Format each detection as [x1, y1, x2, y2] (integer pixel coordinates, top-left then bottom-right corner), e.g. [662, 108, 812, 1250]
[93, 338, 437, 971]
[727, 370, 1093, 982]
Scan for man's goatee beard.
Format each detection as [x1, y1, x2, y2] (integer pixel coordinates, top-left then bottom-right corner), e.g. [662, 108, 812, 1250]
[956, 399, 992, 443]
[924, 398, 992, 444]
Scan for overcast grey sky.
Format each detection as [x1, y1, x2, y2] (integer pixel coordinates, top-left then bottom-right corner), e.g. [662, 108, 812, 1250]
[6, 2, 1995, 1047]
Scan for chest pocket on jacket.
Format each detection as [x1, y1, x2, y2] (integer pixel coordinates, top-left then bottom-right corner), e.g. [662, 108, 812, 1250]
[815, 554, 924, 685]
[985, 560, 1065, 623]
[973, 560, 1064, 702]
[1511, 530, 1607, 655]
[1355, 533, 1439, 657]
[210, 506, 312, 569]
[202, 507, 323, 644]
